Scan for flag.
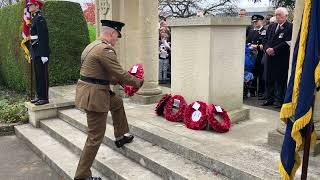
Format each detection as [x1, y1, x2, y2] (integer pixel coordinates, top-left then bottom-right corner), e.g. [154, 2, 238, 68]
[279, 0, 320, 179]
[21, 0, 31, 63]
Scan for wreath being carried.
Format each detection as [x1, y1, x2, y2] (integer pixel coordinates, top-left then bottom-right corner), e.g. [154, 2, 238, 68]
[123, 64, 144, 96]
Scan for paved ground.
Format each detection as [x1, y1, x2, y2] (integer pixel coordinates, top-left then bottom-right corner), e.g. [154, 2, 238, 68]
[244, 96, 281, 112]
[0, 135, 61, 180]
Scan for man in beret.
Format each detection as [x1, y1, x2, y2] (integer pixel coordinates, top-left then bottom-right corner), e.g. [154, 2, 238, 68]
[74, 20, 144, 180]
[246, 14, 267, 97]
[28, 0, 50, 105]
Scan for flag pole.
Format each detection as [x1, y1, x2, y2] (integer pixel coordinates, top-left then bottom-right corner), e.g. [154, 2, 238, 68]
[301, 93, 316, 180]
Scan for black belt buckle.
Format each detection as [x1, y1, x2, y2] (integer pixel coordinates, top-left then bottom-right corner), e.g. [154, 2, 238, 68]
[95, 79, 102, 84]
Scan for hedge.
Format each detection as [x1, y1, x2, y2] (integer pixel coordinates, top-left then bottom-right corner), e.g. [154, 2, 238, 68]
[0, 1, 90, 92]
[88, 23, 97, 42]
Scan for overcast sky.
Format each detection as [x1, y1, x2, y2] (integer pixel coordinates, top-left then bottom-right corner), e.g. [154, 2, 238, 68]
[71, 0, 271, 9]
[238, 0, 271, 8]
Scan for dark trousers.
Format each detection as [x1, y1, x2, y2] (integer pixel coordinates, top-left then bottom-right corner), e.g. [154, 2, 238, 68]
[33, 56, 49, 100]
[266, 77, 287, 103]
[255, 52, 265, 95]
[253, 70, 265, 95]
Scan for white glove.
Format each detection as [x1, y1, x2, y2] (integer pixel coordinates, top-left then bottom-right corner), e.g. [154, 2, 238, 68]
[163, 41, 171, 50]
[41, 57, 48, 64]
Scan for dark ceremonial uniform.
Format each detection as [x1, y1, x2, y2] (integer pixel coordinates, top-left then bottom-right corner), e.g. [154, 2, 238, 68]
[29, 10, 50, 105]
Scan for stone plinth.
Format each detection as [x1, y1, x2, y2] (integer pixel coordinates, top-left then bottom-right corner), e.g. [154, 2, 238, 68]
[26, 100, 74, 128]
[168, 17, 250, 116]
[268, 130, 320, 156]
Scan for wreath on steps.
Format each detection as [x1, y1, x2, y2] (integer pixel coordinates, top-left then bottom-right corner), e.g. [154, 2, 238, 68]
[206, 104, 231, 133]
[155, 94, 172, 116]
[183, 101, 208, 130]
[164, 95, 187, 122]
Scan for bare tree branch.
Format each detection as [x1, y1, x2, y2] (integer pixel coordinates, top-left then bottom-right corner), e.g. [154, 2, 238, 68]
[159, 0, 237, 18]
[0, 0, 19, 8]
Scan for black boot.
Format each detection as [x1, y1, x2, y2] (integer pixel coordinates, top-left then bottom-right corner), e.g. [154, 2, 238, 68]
[74, 177, 102, 180]
[115, 135, 134, 148]
[274, 101, 282, 108]
[87, 177, 102, 180]
[258, 96, 267, 100]
[34, 99, 49, 106]
[30, 98, 39, 104]
[261, 100, 274, 106]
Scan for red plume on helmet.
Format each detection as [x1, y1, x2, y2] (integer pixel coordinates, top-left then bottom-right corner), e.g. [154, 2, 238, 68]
[28, 0, 44, 7]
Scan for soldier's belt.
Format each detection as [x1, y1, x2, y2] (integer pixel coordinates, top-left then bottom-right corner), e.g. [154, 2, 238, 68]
[80, 75, 109, 85]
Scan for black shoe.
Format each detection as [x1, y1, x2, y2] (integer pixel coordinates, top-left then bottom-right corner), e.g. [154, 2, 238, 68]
[74, 177, 102, 180]
[258, 96, 267, 100]
[87, 177, 102, 180]
[274, 102, 282, 108]
[250, 93, 256, 97]
[261, 100, 274, 106]
[30, 98, 39, 104]
[115, 135, 134, 148]
[34, 100, 49, 106]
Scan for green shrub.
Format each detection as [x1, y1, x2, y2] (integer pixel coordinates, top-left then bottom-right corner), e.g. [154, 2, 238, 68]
[0, 101, 28, 123]
[0, 1, 90, 92]
[0, 2, 29, 92]
[0, 87, 28, 123]
[88, 24, 97, 42]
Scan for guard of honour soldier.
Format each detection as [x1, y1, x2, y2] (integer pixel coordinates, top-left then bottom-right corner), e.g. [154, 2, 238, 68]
[28, 0, 50, 106]
[74, 20, 144, 180]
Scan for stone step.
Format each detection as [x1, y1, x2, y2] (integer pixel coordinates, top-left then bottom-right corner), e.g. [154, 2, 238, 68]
[58, 108, 320, 180]
[14, 124, 108, 180]
[122, 106, 320, 180]
[39, 119, 162, 180]
[58, 108, 262, 180]
[57, 109, 229, 180]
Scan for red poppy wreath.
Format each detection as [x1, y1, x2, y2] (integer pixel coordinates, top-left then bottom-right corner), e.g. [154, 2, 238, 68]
[164, 95, 187, 122]
[206, 104, 231, 133]
[124, 64, 144, 96]
[155, 94, 172, 116]
[184, 101, 207, 130]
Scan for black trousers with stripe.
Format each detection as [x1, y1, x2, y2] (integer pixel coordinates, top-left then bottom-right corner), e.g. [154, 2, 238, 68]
[33, 56, 49, 100]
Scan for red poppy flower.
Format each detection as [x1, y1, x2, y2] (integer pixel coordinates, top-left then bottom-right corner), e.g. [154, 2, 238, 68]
[206, 104, 231, 133]
[155, 94, 172, 116]
[124, 64, 144, 96]
[184, 101, 208, 130]
[164, 95, 187, 122]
